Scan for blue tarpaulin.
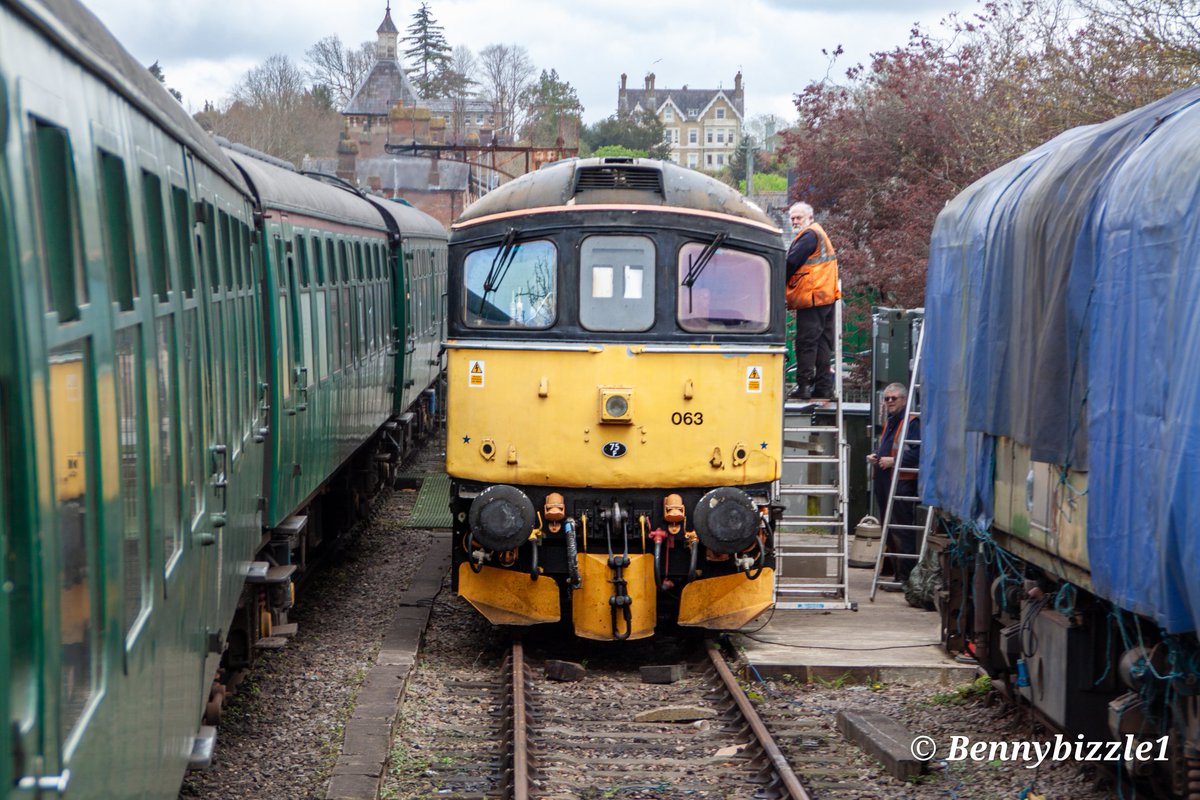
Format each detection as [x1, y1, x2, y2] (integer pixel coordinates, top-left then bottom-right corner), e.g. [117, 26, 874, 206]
[922, 87, 1200, 634]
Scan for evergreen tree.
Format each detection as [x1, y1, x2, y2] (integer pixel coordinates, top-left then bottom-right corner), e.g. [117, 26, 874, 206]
[522, 69, 583, 147]
[402, 2, 452, 98]
[147, 60, 183, 103]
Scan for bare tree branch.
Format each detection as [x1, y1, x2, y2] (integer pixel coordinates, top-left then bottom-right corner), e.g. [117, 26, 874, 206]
[478, 43, 536, 142]
[305, 35, 375, 110]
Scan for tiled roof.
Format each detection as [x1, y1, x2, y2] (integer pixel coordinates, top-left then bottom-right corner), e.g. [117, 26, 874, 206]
[344, 59, 420, 116]
[377, 7, 398, 34]
[621, 88, 743, 120]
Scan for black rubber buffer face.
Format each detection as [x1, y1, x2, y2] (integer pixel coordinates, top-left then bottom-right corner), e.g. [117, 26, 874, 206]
[693, 487, 758, 553]
[468, 485, 535, 552]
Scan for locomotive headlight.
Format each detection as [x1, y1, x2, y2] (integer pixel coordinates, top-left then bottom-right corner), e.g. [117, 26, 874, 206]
[600, 387, 633, 424]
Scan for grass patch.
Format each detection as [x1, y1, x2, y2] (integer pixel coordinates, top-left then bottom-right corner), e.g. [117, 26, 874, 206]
[813, 671, 853, 690]
[925, 674, 992, 706]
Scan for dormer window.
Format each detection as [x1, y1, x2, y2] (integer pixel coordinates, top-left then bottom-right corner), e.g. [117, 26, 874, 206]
[664, 107, 674, 121]
[716, 108, 726, 120]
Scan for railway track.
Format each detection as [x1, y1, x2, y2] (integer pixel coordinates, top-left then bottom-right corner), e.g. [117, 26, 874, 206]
[506, 637, 809, 799]
[387, 622, 888, 799]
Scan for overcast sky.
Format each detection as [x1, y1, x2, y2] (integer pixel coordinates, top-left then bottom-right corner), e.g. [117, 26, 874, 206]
[85, 0, 983, 126]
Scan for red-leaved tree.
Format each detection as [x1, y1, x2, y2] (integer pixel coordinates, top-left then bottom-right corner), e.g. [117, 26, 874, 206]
[783, 0, 1200, 317]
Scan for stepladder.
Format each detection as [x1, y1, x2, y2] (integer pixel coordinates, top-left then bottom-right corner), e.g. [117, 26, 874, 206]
[870, 319, 936, 600]
[774, 293, 856, 611]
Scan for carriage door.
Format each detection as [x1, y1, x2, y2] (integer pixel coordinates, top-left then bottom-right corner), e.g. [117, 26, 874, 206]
[390, 239, 409, 405]
[401, 244, 417, 399]
[269, 220, 298, 508]
[283, 222, 309, 481]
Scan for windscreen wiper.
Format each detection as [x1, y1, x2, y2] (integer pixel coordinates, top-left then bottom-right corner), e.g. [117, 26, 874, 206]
[478, 228, 518, 315]
[681, 232, 727, 312]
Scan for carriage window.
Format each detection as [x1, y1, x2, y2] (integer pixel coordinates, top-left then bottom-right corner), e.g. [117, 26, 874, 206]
[218, 211, 234, 290]
[50, 340, 96, 734]
[463, 239, 556, 328]
[203, 202, 218, 293]
[171, 187, 196, 297]
[97, 151, 136, 310]
[32, 121, 87, 321]
[294, 236, 309, 287]
[677, 243, 770, 333]
[312, 236, 325, 285]
[580, 236, 655, 332]
[143, 172, 171, 302]
[114, 327, 148, 640]
[156, 316, 182, 568]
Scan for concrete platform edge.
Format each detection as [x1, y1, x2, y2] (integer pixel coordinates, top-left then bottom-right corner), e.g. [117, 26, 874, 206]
[324, 532, 451, 800]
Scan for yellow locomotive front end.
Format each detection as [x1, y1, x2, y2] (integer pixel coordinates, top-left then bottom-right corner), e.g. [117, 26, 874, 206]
[446, 159, 787, 640]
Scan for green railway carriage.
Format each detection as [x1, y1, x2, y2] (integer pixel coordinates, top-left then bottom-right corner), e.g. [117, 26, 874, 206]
[0, 0, 447, 797]
[1, 0, 264, 795]
[367, 196, 448, 420]
[223, 146, 398, 529]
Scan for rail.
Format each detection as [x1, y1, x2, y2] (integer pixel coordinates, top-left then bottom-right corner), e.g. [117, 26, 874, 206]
[706, 639, 812, 800]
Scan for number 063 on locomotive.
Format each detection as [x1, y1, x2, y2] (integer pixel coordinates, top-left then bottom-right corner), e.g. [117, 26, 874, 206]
[444, 158, 787, 640]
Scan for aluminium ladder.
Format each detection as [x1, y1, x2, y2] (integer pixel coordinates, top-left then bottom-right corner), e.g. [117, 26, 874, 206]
[869, 319, 936, 600]
[774, 289, 854, 611]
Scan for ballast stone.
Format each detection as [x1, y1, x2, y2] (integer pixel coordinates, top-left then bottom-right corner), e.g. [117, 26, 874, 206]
[640, 664, 688, 684]
[545, 660, 587, 682]
[633, 705, 717, 723]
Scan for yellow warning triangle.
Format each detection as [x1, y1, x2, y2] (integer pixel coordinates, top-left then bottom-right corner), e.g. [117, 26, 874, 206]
[749, 368, 760, 379]
[471, 363, 482, 374]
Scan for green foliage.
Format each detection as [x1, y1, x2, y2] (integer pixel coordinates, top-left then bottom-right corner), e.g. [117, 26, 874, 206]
[403, 1, 452, 97]
[310, 83, 335, 113]
[739, 173, 788, 194]
[593, 145, 647, 159]
[387, 742, 430, 778]
[782, 0, 1200, 311]
[813, 671, 853, 689]
[523, 69, 583, 147]
[925, 674, 992, 706]
[146, 60, 182, 103]
[581, 110, 670, 160]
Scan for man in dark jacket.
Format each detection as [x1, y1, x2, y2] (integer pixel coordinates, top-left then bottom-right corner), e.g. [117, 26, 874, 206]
[867, 382, 920, 587]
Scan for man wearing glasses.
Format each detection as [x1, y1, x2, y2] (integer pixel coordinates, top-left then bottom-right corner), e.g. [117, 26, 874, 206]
[784, 202, 840, 400]
[867, 383, 920, 589]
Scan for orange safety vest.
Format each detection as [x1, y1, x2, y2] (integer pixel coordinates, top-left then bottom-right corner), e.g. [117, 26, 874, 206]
[785, 222, 840, 310]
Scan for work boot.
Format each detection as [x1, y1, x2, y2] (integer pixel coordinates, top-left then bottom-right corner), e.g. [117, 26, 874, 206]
[788, 384, 811, 400]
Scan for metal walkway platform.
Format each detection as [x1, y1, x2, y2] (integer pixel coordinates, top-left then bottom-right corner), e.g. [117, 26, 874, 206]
[403, 472, 453, 529]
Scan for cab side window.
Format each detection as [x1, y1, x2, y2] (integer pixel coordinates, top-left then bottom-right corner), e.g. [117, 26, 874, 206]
[462, 239, 556, 329]
[677, 243, 770, 333]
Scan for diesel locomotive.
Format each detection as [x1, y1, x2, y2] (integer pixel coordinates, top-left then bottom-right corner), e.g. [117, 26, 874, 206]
[923, 87, 1200, 796]
[445, 158, 787, 641]
[0, 0, 446, 796]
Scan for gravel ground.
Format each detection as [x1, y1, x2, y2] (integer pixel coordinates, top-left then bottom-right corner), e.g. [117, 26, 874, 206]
[745, 667, 1119, 799]
[179, 433, 444, 800]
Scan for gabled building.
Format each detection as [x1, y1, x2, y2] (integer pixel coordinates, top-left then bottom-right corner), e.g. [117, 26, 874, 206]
[617, 72, 745, 170]
[342, 2, 499, 158]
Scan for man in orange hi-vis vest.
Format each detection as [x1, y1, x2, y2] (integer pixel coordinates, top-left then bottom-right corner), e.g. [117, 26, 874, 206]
[785, 202, 840, 399]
